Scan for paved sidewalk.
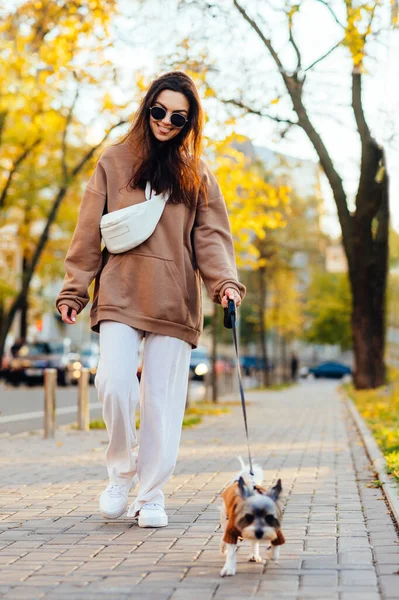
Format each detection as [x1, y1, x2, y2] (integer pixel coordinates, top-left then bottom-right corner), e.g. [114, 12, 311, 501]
[0, 381, 398, 599]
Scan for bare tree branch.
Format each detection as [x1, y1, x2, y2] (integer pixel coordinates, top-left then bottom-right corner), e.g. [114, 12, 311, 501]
[224, 98, 298, 126]
[315, 0, 346, 29]
[61, 84, 80, 183]
[305, 40, 343, 72]
[341, 3, 382, 221]
[0, 117, 128, 363]
[291, 95, 353, 261]
[29, 119, 127, 285]
[352, 71, 371, 144]
[0, 138, 42, 210]
[233, 0, 289, 79]
[70, 120, 127, 179]
[0, 110, 7, 147]
[367, 1, 378, 32]
[231, 1, 352, 264]
[288, 12, 301, 72]
[374, 151, 389, 244]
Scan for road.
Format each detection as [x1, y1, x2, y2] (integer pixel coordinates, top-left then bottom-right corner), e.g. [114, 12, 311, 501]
[0, 383, 103, 435]
[0, 379, 207, 435]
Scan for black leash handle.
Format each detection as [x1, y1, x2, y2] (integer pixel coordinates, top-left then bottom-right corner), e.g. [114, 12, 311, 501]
[224, 298, 254, 478]
[224, 297, 234, 329]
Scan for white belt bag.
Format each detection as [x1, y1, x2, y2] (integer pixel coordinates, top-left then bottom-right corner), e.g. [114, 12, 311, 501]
[100, 181, 170, 254]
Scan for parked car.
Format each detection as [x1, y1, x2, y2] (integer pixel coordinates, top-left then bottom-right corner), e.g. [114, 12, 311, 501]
[5, 341, 81, 387]
[79, 344, 100, 384]
[240, 355, 273, 376]
[0, 353, 11, 381]
[308, 361, 351, 379]
[215, 356, 234, 375]
[190, 346, 210, 381]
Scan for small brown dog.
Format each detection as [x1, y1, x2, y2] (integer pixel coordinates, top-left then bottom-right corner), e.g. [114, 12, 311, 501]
[220, 458, 285, 576]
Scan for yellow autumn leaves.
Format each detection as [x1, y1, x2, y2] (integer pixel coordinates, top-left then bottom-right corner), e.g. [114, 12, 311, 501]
[0, 1, 292, 327]
[207, 134, 290, 270]
[343, 1, 380, 69]
[347, 374, 399, 481]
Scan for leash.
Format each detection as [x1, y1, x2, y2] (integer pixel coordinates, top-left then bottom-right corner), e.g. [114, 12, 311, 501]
[224, 298, 254, 478]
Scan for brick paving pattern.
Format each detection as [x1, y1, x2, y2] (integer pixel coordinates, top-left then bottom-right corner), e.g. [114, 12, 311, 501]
[0, 381, 398, 599]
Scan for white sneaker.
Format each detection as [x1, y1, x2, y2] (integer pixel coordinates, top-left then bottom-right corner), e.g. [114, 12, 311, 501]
[99, 475, 138, 519]
[138, 503, 168, 528]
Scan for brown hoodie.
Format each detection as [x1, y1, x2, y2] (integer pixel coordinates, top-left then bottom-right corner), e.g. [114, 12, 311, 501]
[55, 142, 246, 349]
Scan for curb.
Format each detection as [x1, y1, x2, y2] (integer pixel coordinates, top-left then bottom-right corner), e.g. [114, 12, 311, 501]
[345, 395, 399, 527]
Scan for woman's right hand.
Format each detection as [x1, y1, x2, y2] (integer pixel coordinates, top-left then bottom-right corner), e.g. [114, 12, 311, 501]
[59, 305, 77, 325]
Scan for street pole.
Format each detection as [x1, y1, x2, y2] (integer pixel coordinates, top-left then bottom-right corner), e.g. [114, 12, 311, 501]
[78, 368, 90, 431]
[44, 368, 56, 439]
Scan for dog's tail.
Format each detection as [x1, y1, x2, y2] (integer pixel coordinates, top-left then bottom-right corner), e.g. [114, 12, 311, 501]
[236, 455, 263, 487]
[220, 540, 228, 555]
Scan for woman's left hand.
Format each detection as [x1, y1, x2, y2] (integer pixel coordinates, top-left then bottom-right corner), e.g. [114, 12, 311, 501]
[221, 288, 242, 309]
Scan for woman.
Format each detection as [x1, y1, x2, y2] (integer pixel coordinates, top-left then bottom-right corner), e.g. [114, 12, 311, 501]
[56, 71, 246, 528]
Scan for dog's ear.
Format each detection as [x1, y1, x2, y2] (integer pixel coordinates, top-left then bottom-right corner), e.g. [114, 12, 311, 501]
[237, 476, 251, 498]
[267, 478, 282, 501]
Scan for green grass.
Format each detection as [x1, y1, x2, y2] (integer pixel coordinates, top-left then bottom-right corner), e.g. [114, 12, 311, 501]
[187, 401, 231, 414]
[247, 381, 294, 392]
[88, 402, 231, 431]
[182, 415, 202, 428]
[88, 419, 107, 430]
[367, 479, 383, 489]
[343, 371, 399, 482]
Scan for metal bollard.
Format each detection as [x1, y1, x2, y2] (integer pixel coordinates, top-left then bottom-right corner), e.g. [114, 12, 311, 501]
[78, 368, 90, 431]
[44, 368, 57, 439]
[204, 370, 211, 402]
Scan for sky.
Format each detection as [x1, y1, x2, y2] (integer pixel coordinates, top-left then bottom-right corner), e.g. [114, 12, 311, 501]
[100, 0, 399, 237]
[7, 0, 398, 237]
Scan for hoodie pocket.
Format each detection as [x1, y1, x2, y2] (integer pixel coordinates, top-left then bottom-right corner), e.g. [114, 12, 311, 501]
[112, 251, 189, 326]
[97, 253, 124, 307]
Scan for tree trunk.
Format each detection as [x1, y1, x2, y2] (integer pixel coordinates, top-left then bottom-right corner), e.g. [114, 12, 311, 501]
[19, 257, 29, 339]
[258, 265, 270, 387]
[0, 121, 126, 370]
[280, 335, 288, 383]
[19, 298, 28, 340]
[351, 299, 385, 389]
[225, 2, 391, 390]
[350, 169, 389, 389]
[0, 291, 25, 366]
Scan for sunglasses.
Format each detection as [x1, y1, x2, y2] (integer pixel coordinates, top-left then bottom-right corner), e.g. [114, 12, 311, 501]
[149, 105, 188, 129]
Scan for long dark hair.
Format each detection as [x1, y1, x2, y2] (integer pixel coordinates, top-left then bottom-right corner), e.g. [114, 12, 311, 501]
[116, 71, 207, 209]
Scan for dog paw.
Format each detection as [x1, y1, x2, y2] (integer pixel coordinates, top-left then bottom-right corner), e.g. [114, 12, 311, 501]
[248, 553, 263, 563]
[220, 564, 236, 577]
[271, 547, 280, 562]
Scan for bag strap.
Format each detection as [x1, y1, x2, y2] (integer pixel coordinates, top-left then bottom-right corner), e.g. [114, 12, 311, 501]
[101, 180, 167, 222]
[102, 195, 108, 218]
[145, 181, 152, 200]
[145, 180, 170, 203]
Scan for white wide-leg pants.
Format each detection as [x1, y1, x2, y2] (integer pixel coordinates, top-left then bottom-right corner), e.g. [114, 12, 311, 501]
[95, 320, 191, 513]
